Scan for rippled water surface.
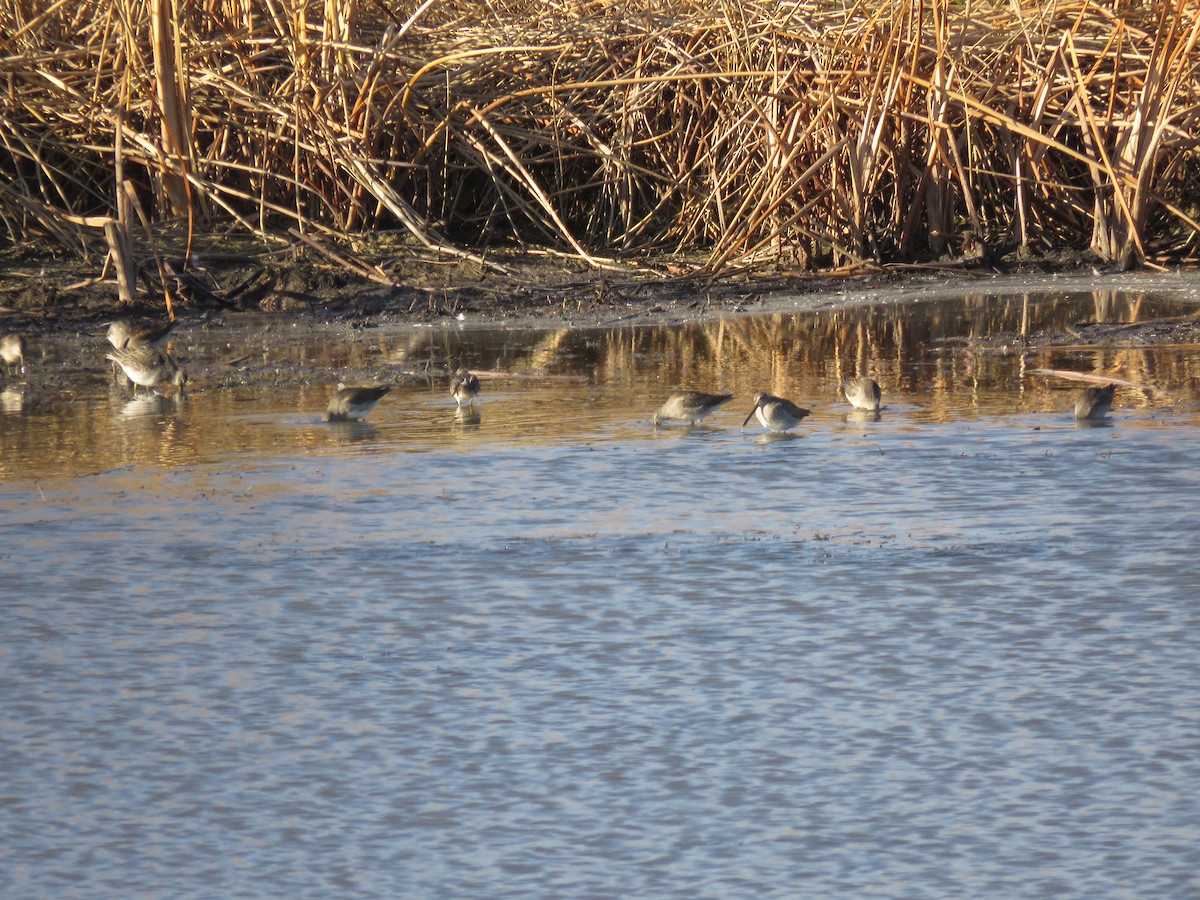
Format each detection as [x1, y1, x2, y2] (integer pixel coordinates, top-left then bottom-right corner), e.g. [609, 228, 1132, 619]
[3, 276, 1200, 897]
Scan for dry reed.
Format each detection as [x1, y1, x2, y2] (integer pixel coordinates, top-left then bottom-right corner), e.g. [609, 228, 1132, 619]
[1, 0, 1198, 286]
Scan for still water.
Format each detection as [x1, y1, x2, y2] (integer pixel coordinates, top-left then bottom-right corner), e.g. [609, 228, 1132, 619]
[2, 275, 1200, 897]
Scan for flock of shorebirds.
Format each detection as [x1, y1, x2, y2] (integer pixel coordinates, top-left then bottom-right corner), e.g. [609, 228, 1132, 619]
[650, 377, 1117, 431]
[320, 372, 1116, 430]
[324, 369, 480, 422]
[1, 323, 1118, 427]
[651, 379, 879, 431]
[0, 321, 483, 422]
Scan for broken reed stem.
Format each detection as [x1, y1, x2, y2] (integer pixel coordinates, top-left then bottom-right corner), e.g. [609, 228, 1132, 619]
[0, 0, 1198, 282]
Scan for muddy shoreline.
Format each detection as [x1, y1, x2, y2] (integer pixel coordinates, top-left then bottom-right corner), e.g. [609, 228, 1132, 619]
[3, 245, 1200, 344]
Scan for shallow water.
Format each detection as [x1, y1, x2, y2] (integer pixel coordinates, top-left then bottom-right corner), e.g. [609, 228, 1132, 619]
[2, 275, 1200, 897]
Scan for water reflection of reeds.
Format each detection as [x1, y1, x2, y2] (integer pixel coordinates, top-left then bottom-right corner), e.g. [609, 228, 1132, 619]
[3, 288, 1200, 479]
[560, 289, 1200, 413]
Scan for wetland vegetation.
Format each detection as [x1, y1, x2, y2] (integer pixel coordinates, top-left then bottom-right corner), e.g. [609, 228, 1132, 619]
[1, 0, 1199, 323]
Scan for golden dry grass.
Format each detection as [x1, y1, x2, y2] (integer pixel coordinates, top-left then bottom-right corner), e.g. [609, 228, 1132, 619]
[1, 0, 1198, 279]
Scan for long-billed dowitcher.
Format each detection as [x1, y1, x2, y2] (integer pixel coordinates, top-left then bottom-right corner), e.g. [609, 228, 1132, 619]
[842, 376, 881, 411]
[451, 368, 480, 406]
[106, 318, 178, 350]
[325, 383, 391, 422]
[652, 390, 733, 426]
[742, 392, 811, 433]
[1074, 383, 1116, 420]
[1, 333, 25, 374]
[106, 345, 187, 395]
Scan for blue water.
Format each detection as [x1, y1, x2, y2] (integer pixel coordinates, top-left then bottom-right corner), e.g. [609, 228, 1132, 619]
[2, 282, 1200, 897]
[3, 415, 1199, 897]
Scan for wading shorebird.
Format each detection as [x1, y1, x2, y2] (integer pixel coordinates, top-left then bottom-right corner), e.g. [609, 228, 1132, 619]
[1074, 383, 1116, 420]
[106, 319, 178, 385]
[106, 318, 178, 350]
[106, 345, 187, 396]
[842, 376, 881, 412]
[742, 392, 811, 433]
[652, 390, 733, 426]
[451, 368, 480, 407]
[325, 383, 391, 422]
[1, 334, 25, 374]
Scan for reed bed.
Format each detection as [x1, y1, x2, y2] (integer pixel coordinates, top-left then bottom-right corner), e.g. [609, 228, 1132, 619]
[1, 0, 1198, 285]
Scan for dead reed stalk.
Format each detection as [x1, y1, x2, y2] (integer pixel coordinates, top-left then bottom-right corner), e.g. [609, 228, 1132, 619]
[0, 0, 1197, 289]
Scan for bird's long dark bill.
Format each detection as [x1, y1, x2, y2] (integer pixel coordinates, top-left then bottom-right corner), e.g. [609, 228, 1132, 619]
[742, 406, 758, 427]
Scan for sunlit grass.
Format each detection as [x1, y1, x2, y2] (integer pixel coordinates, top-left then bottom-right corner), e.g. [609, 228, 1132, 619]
[1, 0, 1197, 280]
